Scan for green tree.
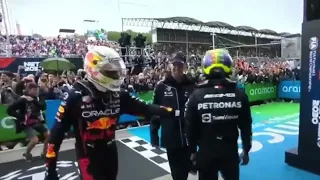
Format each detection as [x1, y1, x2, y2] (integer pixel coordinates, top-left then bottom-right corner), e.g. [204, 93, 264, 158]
[107, 31, 121, 42]
[107, 30, 152, 44]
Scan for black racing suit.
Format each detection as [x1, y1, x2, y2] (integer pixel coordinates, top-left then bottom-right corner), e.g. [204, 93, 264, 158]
[45, 80, 174, 180]
[185, 79, 252, 180]
[150, 74, 196, 180]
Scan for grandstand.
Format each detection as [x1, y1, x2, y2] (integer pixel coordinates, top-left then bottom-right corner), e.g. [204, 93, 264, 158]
[122, 16, 300, 59]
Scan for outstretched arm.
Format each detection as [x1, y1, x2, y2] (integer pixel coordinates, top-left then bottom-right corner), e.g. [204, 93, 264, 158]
[120, 90, 175, 118]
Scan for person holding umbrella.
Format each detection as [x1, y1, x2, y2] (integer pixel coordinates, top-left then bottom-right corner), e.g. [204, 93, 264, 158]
[40, 57, 75, 72]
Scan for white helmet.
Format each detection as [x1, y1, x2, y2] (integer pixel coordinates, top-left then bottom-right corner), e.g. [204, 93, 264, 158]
[84, 46, 126, 92]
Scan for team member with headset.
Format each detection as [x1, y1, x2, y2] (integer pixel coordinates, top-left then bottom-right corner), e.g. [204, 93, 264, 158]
[150, 52, 197, 180]
[185, 49, 252, 180]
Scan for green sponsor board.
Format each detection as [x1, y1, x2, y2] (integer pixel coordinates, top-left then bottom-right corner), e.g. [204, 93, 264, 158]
[0, 105, 26, 143]
[245, 83, 277, 102]
[137, 91, 153, 103]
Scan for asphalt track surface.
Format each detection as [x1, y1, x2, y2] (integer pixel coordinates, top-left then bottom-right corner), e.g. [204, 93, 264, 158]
[0, 129, 214, 180]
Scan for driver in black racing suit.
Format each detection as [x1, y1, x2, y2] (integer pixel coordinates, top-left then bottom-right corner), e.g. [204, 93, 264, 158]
[45, 46, 177, 180]
[185, 49, 252, 180]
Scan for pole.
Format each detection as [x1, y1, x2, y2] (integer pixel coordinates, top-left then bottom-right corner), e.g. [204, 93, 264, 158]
[118, 0, 123, 32]
[212, 33, 215, 49]
[0, 0, 10, 56]
[255, 35, 258, 57]
[121, 18, 124, 32]
[186, 31, 189, 56]
[3, 0, 10, 34]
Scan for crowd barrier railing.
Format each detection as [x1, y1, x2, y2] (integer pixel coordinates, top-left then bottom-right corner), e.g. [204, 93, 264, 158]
[0, 81, 300, 143]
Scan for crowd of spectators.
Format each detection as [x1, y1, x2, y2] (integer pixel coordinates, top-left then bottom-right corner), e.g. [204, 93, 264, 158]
[0, 34, 301, 151]
[234, 57, 300, 84]
[0, 38, 301, 106]
[0, 67, 84, 104]
[0, 55, 299, 109]
[0, 35, 120, 57]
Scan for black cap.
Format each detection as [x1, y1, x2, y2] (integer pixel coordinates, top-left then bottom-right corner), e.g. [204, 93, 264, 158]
[170, 52, 187, 64]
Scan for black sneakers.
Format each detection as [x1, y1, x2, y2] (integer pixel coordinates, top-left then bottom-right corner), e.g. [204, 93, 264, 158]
[23, 153, 33, 162]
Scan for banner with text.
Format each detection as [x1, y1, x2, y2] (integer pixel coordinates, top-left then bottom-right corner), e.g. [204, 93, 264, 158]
[0, 57, 83, 76]
[245, 83, 277, 102]
[278, 81, 301, 99]
[297, 34, 320, 159]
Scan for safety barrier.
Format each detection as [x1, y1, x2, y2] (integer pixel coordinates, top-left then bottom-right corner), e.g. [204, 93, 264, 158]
[0, 81, 300, 143]
[243, 81, 301, 101]
[245, 83, 277, 102]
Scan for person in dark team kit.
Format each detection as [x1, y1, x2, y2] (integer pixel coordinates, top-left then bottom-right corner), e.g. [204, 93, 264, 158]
[150, 52, 196, 180]
[185, 49, 252, 180]
[44, 46, 176, 180]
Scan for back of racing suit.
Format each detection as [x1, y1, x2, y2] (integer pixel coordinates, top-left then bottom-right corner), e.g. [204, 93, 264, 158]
[185, 79, 252, 180]
[45, 80, 173, 180]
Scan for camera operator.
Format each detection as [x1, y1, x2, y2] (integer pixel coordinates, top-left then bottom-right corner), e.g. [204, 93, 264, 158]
[185, 49, 252, 180]
[7, 82, 49, 161]
[150, 52, 196, 180]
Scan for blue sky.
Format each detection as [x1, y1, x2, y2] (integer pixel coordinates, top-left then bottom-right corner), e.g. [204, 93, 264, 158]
[5, 0, 303, 36]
